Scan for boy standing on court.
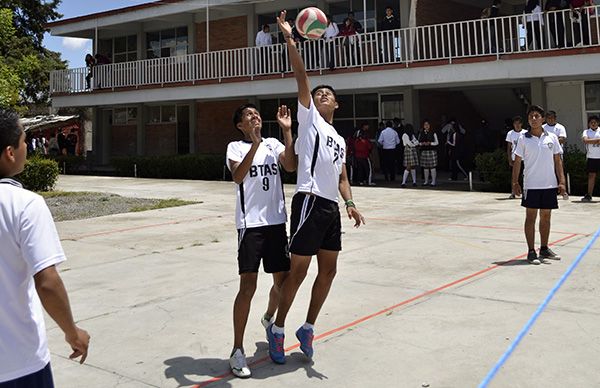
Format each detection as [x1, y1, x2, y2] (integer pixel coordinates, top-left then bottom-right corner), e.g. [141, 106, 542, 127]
[226, 104, 296, 378]
[266, 10, 365, 365]
[581, 115, 600, 202]
[512, 105, 566, 265]
[0, 109, 90, 387]
[506, 115, 527, 199]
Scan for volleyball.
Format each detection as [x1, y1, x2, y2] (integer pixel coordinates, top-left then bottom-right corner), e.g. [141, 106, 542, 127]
[295, 7, 327, 40]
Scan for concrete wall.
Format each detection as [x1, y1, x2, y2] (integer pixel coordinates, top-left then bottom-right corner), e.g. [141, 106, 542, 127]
[196, 15, 247, 53]
[145, 123, 177, 156]
[196, 99, 248, 154]
[546, 81, 586, 149]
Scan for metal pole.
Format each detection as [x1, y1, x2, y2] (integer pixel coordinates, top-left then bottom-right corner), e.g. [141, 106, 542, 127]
[469, 171, 473, 191]
[206, 0, 210, 52]
[134, 163, 138, 178]
[94, 21, 98, 54]
[363, 0, 367, 32]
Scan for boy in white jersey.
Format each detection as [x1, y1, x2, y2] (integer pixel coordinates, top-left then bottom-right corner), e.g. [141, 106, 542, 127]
[266, 10, 366, 365]
[581, 115, 600, 202]
[0, 109, 89, 388]
[505, 115, 527, 199]
[542, 110, 567, 145]
[225, 103, 296, 378]
[512, 105, 566, 265]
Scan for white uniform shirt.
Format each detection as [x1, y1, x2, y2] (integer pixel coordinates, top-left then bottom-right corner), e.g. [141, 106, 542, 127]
[378, 127, 400, 149]
[525, 5, 544, 23]
[0, 179, 66, 383]
[296, 99, 346, 202]
[255, 30, 272, 46]
[505, 129, 528, 161]
[324, 22, 339, 40]
[402, 133, 419, 147]
[582, 128, 600, 159]
[514, 131, 563, 190]
[226, 139, 287, 229]
[543, 122, 567, 140]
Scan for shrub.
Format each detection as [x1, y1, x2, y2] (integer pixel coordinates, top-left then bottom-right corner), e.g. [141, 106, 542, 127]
[474, 149, 511, 192]
[52, 155, 86, 174]
[563, 145, 592, 196]
[112, 154, 226, 180]
[16, 156, 60, 192]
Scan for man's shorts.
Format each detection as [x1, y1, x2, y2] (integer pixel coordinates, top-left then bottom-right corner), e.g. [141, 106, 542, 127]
[289, 193, 342, 256]
[0, 363, 54, 388]
[521, 188, 559, 209]
[237, 224, 290, 274]
[587, 158, 600, 173]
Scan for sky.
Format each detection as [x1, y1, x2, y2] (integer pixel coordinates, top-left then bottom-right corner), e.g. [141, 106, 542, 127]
[43, 0, 149, 68]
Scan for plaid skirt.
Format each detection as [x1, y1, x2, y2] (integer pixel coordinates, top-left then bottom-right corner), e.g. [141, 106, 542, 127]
[420, 150, 438, 168]
[404, 147, 419, 167]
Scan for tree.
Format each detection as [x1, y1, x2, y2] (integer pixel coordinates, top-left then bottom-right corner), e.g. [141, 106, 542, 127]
[0, 0, 62, 48]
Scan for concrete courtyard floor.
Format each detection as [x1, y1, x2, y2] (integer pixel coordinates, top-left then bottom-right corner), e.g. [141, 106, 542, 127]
[48, 175, 600, 388]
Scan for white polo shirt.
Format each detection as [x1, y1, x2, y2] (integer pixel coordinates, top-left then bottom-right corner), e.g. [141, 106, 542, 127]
[543, 122, 567, 140]
[378, 127, 400, 150]
[226, 138, 287, 230]
[0, 179, 66, 383]
[582, 128, 600, 159]
[296, 99, 346, 202]
[505, 129, 528, 161]
[514, 131, 563, 190]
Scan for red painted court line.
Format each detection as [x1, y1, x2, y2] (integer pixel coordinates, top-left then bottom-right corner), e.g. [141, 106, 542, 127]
[60, 215, 225, 241]
[193, 233, 579, 387]
[368, 217, 586, 236]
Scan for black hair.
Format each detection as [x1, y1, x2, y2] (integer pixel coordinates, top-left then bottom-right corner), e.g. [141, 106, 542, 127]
[588, 115, 600, 124]
[311, 84, 337, 101]
[404, 123, 415, 137]
[232, 103, 259, 133]
[512, 115, 523, 123]
[385, 120, 393, 127]
[527, 104, 545, 117]
[493, 0, 501, 5]
[421, 118, 430, 127]
[0, 108, 22, 156]
[545, 110, 557, 117]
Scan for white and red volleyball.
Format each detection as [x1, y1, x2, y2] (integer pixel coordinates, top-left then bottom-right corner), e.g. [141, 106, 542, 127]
[295, 7, 327, 40]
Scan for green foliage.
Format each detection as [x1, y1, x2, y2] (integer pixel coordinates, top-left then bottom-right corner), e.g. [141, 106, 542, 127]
[16, 156, 60, 192]
[112, 154, 226, 180]
[52, 155, 86, 174]
[563, 145, 590, 196]
[475, 149, 511, 192]
[0, 0, 62, 48]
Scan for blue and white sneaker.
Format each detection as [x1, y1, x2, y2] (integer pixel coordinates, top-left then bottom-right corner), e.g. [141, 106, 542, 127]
[266, 324, 285, 364]
[295, 326, 314, 358]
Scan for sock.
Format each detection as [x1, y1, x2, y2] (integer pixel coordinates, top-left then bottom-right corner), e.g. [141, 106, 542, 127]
[302, 322, 314, 331]
[431, 168, 437, 184]
[411, 169, 416, 183]
[528, 248, 536, 253]
[231, 347, 244, 356]
[263, 313, 272, 322]
[402, 170, 409, 184]
[424, 169, 430, 183]
[271, 324, 285, 335]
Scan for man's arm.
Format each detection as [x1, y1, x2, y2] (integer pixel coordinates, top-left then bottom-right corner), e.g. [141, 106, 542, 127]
[339, 164, 365, 227]
[34, 266, 90, 364]
[277, 11, 311, 109]
[506, 142, 514, 166]
[582, 136, 600, 144]
[554, 153, 567, 195]
[277, 105, 297, 172]
[230, 128, 261, 184]
[512, 156, 523, 196]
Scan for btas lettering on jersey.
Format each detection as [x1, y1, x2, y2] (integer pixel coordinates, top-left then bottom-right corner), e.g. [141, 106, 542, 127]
[326, 136, 345, 163]
[249, 163, 279, 177]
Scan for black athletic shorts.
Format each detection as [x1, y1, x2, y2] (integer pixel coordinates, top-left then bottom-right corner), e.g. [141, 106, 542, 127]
[237, 224, 290, 274]
[289, 193, 342, 256]
[521, 188, 559, 209]
[587, 158, 600, 173]
[0, 363, 54, 388]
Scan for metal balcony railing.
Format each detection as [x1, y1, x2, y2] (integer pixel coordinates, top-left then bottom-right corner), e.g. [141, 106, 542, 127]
[50, 6, 600, 95]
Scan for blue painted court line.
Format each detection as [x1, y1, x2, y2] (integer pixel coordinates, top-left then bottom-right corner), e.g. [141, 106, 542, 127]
[479, 227, 600, 388]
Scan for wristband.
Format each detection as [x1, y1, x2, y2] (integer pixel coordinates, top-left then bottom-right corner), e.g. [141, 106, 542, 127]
[345, 199, 356, 208]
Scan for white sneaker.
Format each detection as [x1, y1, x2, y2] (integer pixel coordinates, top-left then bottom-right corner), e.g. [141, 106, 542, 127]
[229, 348, 251, 378]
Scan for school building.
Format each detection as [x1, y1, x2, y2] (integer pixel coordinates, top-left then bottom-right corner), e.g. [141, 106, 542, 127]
[47, 0, 600, 165]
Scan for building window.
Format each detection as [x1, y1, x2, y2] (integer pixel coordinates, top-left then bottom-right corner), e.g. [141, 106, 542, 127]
[99, 35, 137, 63]
[585, 81, 600, 115]
[330, 0, 377, 33]
[147, 27, 188, 59]
[148, 105, 177, 123]
[113, 107, 138, 125]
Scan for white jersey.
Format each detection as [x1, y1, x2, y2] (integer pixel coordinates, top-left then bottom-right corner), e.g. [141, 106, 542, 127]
[296, 99, 346, 202]
[505, 129, 528, 161]
[226, 138, 286, 229]
[543, 122, 567, 140]
[0, 179, 66, 383]
[582, 128, 600, 159]
[514, 131, 563, 190]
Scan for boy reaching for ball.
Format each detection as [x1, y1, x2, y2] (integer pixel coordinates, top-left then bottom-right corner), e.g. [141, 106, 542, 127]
[265, 10, 365, 365]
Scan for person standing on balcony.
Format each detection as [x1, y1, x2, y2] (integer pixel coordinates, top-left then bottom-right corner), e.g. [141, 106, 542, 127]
[487, 0, 502, 53]
[266, 10, 365, 365]
[512, 105, 566, 264]
[225, 103, 296, 378]
[347, 11, 363, 33]
[525, 0, 545, 50]
[546, 0, 566, 48]
[543, 110, 567, 145]
[84, 53, 95, 89]
[379, 6, 400, 62]
[339, 17, 358, 66]
[378, 120, 400, 181]
[323, 14, 339, 70]
[0, 108, 90, 387]
[581, 115, 600, 202]
[256, 24, 273, 73]
[569, 0, 593, 46]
